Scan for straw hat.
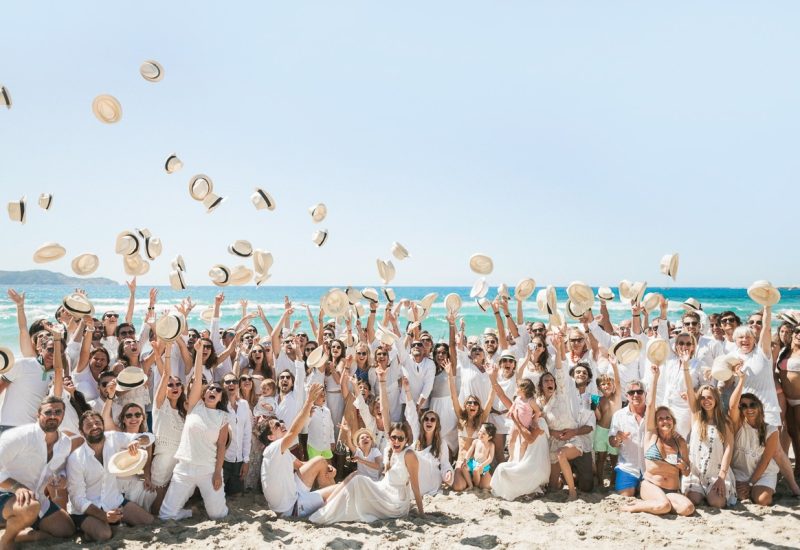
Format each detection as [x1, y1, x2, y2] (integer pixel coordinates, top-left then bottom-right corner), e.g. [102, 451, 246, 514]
[596, 287, 614, 301]
[660, 253, 679, 281]
[252, 250, 273, 275]
[536, 286, 557, 315]
[419, 292, 438, 314]
[38, 193, 53, 210]
[123, 254, 149, 276]
[682, 298, 701, 312]
[382, 288, 395, 303]
[548, 310, 564, 327]
[92, 94, 122, 124]
[378, 325, 398, 345]
[171, 255, 186, 272]
[747, 280, 781, 307]
[209, 265, 231, 286]
[345, 287, 362, 305]
[565, 300, 588, 320]
[0, 346, 14, 375]
[200, 308, 214, 323]
[155, 313, 186, 341]
[306, 346, 327, 370]
[777, 312, 799, 327]
[312, 229, 328, 247]
[71, 254, 100, 276]
[641, 292, 662, 313]
[445, 293, 462, 314]
[0, 86, 10, 109]
[228, 240, 253, 258]
[391, 242, 410, 261]
[169, 269, 186, 290]
[188, 174, 213, 201]
[7, 196, 25, 224]
[405, 303, 425, 322]
[321, 289, 349, 318]
[140, 60, 164, 82]
[115, 231, 139, 256]
[612, 338, 642, 365]
[497, 283, 510, 299]
[116, 366, 148, 392]
[711, 355, 739, 382]
[202, 192, 225, 213]
[309, 203, 327, 223]
[469, 277, 489, 299]
[251, 188, 276, 211]
[108, 448, 148, 477]
[476, 297, 492, 312]
[646, 338, 669, 366]
[376, 259, 396, 285]
[353, 303, 366, 318]
[165, 154, 183, 174]
[469, 253, 493, 275]
[627, 281, 647, 304]
[255, 273, 271, 286]
[62, 292, 95, 318]
[143, 236, 162, 261]
[33, 242, 66, 263]
[229, 265, 253, 286]
[361, 288, 379, 304]
[514, 278, 536, 301]
[618, 280, 634, 301]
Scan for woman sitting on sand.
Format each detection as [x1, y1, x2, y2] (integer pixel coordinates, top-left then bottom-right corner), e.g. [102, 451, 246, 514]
[776, 323, 800, 476]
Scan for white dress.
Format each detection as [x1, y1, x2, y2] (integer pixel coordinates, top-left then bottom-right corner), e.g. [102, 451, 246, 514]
[416, 440, 453, 496]
[151, 399, 185, 487]
[310, 447, 412, 524]
[491, 418, 550, 501]
[731, 422, 779, 490]
[428, 370, 458, 453]
[682, 421, 736, 505]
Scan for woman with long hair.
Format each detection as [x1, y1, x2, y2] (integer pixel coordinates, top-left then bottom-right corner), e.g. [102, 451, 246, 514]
[325, 339, 347, 432]
[242, 344, 274, 384]
[412, 410, 453, 495]
[776, 323, 800, 476]
[518, 335, 551, 386]
[428, 321, 459, 454]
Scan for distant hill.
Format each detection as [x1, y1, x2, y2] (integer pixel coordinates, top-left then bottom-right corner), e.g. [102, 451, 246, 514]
[0, 270, 119, 286]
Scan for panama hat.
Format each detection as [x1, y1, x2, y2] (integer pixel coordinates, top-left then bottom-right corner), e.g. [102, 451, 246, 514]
[469, 277, 489, 299]
[566, 300, 589, 320]
[536, 286, 557, 314]
[63, 292, 95, 317]
[252, 250, 273, 275]
[660, 253, 679, 281]
[312, 229, 328, 247]
[71, 254, 100, 276]
[164, 154, 183, 174]
[405, 303, 425, 322]
[612, 338, 642, 365]
[514, 278, 536, 301]
[188, 174, 213, 201]
[171, 255, 186, 272]
[629, 281, 647, 304]
[309, 203, 327, 223]
[123, 254, 149, 276]
[469, 253, 494, 275]
[618, 280, 634, 302]
[497, 283, 510, 299]
[747, 280, 781, 307]
[548, 310, 564, 327]
[378, 325, 398, 345]
[641, 292, 662, 313]
[345, 287, 362, 305]
[209, 265, 231, 286]
[0, 86, 10, 109]
[0, 346, 14, 375]
[200, 308, 214, 322]
[383, 288, 395, 302]
[228, 240, 253, 258]
[115, 231, 139, 256]
[255, 272, 271, 286]
[108, 448, 148, 477]
[38, 193, 53, 210]
[169, 269, 187, 290]
[116, 366, 148, 391]
[391, 242, 410, 261]
[353, 303, 366, 318]
[322, 288, 349, 318]
[7, 196, 25, 224]
[711, 354, 740, 382]
[499, 349, 517, 362]
[139, 60, 164, 82]
[229, 265, 253, 286]
[476, 297, 492, 312]
[376, 259, 396, 285]
[682, 298, 701, 312]
[361, 288, 379, 303]
[155, 313, 186, 342]
[143, 236, 162, 261]
[646, 338, 669, 366]
[251, 188, 276, 211]
[777, 312, 799, 327]
[445, 293, 462, 314]
[92, 94, 122, 124]
[306, 345, 327, 370]
[596, 287, 615, 302]
[202, 192, 225, 213]
[419, 292, 438, 314]
[33, 242, 66, 263]
[566, 281, 594, 309]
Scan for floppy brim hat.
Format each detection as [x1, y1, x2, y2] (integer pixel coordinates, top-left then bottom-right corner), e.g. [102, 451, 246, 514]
[0, 346, 14, 375]
[33, 242, 66, 264]
[209, 265, 231, 286]
[115, 366, 148, 392]
[469, 277, 489, 299]
[312, 230, 328, 247]
[309, 203, 327, 222]
[747, 280, 781, 307]
[251, 188, 276, 211]
[596, 287, 615, 301]
[391, 241, 410, 260]
[140, 60, 164, 83]
[322, 289, 349, 318]
[200, 308, 214, 322]
[229, 265, 253, 286]
[155, 313, 186, 341]
[253, 250, 273, 274]
[469, 253, 494, 275]
[566, 281, 594, 308]
[445, 292, 462, 314]
[108, 448, 148, 477]
[497, 283, 510, 299]
[618, 280, 634, 301]
[1, 86, 11, 109]
[92, 94, 122, 124]
[169, 269, 187, 290]
[682, 298, 701, 311]
[7, 197, 26, 223]
[71, 254, 100, 276]
[165, 154, 183, 174]
[353, 303, 366, 318]
[361, 288, 379, 303]
[38, 193, 53, 210]
[646, 338, 669, 366]
[376, 259, 396, 285]
[546, 285, 557, 314]
[115, 231, 139, 256]
[777, 312, 799, 326]
[612, 337, 642, 365]
[228, 240, 253, 258]
[62, 292, 95, 318]
[306, 345, 327, 370]
[660, 253, 679, 281]
[514, 278, 536, 301]
[123, 254, 150, 276]
[405, 303, 425, 321]
[202, 192, 225, 213]
[189, 174, 213, 201]
[383, 288, 395, 302]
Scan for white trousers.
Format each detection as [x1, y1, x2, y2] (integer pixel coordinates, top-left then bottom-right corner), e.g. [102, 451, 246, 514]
[159, 461, 228, 520]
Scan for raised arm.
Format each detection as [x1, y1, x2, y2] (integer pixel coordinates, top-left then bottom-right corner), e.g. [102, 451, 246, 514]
[646, 364, 660, 433]
[257, 305, 274, 336]
[491, 299, 509, 351]
[102, 380, 119, 431]
[479, 387, 496, 424]
[366, 303, 377, 344]
[74, 318, 94, 373]
[125, 277, 137, 324]
[728, 363, 746, 429]
[271, 306, 292, 359]
[51, 327, 65, 397]
[154, 340, 170, 408]
[760, 306, 772, 358]
[282, 384, 324, 454]
[186, 339, 206, 410]
[680, 350, 697, 415]
[7, 289, 35, 358]
[175, 337, 194, 375]
[515, 298, 524, 326]
[487, 364, 514, 409]
[501, 298, 520, 339]
[445, 357, 464, 419]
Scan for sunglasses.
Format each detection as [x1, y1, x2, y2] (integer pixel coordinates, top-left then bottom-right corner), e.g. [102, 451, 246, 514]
[710, 323, 721, 328]
[104, 313, 120, 319]
[202, 344, 213, 350]
[167, 382, 182, 388]
[252, 350, 263, 354]
[376, 352, 388, 357]
[739, 402, 757, 410]
[240, 376, 252, 382]
[124, 412, 143, 419]
[531, 328, 545, 333]
[279, 376, 292, 381]
[748, 320, 763, 326]
[356, 351, 368, 356]
[389, 434, 406, 442]
[720, 318, 736, 325]
[44, 347, 55, 354]
[423, 416, 437, 423]
[208, 386, 224, 394]
[465, 400, 480, 406]
[627, 389, 645, 396]
[682, 321, 698, 327]
[224, 379, 239, 385]
[568, 339, 584, 344]
[484, 340, 497, 345]
[41, 409, 64, 417]
[119, 331, 135, 338]
[410, 343, 424, 348]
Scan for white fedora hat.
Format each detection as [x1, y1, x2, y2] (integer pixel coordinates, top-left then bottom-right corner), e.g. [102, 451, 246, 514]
[612, 338, 642, 365]
[255, 272, 271, 286]
[777, 312, 799, 326]
[62, 292, 95, 318]
[209, 265, 231, 287]
[251, 188, 276, 211]
[116, 366, 148, 392]
[140, 60, 164, 82]
[382, 288, 395, 302]
[419, 292, 438, 315]
[514, 278, 536, 301]
[228, 240, 253, 258]
[7, 196, 26, 224]
[536, 285, 557, 314]
[445, 293, 462, 314]
[747, 280, 781, 307]
[565, 300, 588, 320]
[92, 94, 122, 124]
[361, 288, 379, 304]
[322, 288, 349, 318]
[143, 237, 162, 261]
[202, 192, 225, 213]
[229, 265, 253, 286]
[405, 303, 425, 322]
[345, 287, 362, 305]
[312, 229, 328, 247]
[309, 203, 327, 223]
[353, 303, 366, 318]
[71, 254, 100, 276]
[469, 277, 489, 299]
[155, 313, 186, 341]
[376, 259, 396, 285]
[646, 338, 669, 366]
[1, 86, 11, 109]
[660, 253, 679, 281]
[682, 297, 701, 312]
[123, 254, 149, 276]
[188, 174, 213, 201]
[171, 255, 186, 272]
[566, 281, 594, 309]
[252, 250, 273, 275]
[306, 346, 327, 370]
[596, 287, 615, 301]
[548, 310, 564, 327]
[711, 354, 739, 382]
[476, 297, 492, 312]
[200, 308, 214, 323]
[169, 269, 187, 290]
[628, 281, 647, 304]
[391, 242, 410, 261]
[641, 292, 662, 313]
[115, 231, 139, 256]
[0, 346, 14, 375]
[378, 325, 398, 346]
[38, 193, 53, 210]
[108, 448, 148, 477]
[497, 283, 510, 299]
[618, 280, 634, 302]
[469, 253, 494, 275]
[165, 154, 183, 174]
[33, 242, 66, 264]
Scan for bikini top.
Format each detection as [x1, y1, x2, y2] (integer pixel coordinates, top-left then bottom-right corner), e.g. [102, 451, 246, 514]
[645, 437, 682, 464]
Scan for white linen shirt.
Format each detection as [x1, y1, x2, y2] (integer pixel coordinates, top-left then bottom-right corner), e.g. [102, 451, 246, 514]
[275, 360, 307, 426]
[225, 399, 253, 463]
[609, 406, 646, 477]
[305, 404, 335, 452]
[0, 358, 54, 427]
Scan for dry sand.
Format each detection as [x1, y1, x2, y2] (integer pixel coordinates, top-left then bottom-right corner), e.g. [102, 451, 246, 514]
[25, 483, 800, 550]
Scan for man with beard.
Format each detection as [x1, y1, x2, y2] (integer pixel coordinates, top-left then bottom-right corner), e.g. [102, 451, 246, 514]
[66, 411, 154, 542]
[0, 396, 79, 547]
[396, 337, 435, 412]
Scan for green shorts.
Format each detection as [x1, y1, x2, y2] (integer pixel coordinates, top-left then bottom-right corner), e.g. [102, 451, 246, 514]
[307, 444, 333, 459]
[594, 425, 618, 455]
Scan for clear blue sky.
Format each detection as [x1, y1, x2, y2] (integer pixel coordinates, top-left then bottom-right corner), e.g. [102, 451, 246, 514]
[2, 2, 799, 288]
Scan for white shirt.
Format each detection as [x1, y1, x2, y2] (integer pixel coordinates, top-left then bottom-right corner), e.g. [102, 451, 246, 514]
[397, 350, 435, 406]
[274, 350, 295, 376]
[73, 366, 99, 402]
[735, 347, 782, 426]
[609, 406, 646, 477]
[225, 399, 253, 463]
[457, 361, 491, 408]
[305, 405, 334, 451]
[0, 358, 54, 427]
[588, 321, 643, 391]
[276, 361, 306, 426]
[174, 402, 229, 467]
[261, 435, 298, 515]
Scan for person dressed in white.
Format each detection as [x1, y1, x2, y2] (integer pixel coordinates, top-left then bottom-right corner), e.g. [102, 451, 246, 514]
[396, 335, 435, 411]
[309, 421, 424, 524]
[66, 411, 154, 541]
[491, 403, 550, 501]
[410, 407, 453, 496]
[305, 388, 335, 460]
[261, 384, 338, 518]
[159, 340, 231, 520]
[222, 373, 252, 496]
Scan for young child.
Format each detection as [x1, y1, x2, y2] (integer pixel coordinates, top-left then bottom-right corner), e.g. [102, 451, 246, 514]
[594, 353, 622, 490]
[306, 388, 335, 459]
[506, 379, 541, 461]
[463, 422, 496, 489]
[347, 428, 383, 481]
[253, 378, 277, 417]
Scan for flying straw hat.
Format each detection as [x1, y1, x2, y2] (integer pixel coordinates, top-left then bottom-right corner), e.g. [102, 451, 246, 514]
[155, 313, 186, 341]
[566, 281, 594, 309]
[646, 338, 669, 366]
[139, 60, 164, 82]
[536, 285, 557, 314]
[469, 253, 494, 275]
[309, 203, 327, 223]
[497, 283, 510, 299]
[92, 94, 122, 124]
[123, 254, 149, 276]
[548, 310, 564, 327]
[171, 255, 186, 272]
[71, 254, 100, 276]
[0, 346, 14, 375]
[0, 86, 11, 109]
[229, 265, 253, 286]
[200, 308, 214, 322]
[108, 448, 148, 477]
[165, 154, 183, 174]
[629, 281, 647, 304]
[115, 231, 139, 256]
[419, 292, 438, 313]
[169, 269, 187, 290]
[445, 293, 462, 314]
[469, 277, 489, 299]
[378, 325, 398, 345]
[306, 346, 327, 370]
[391, 242, 410, 260]
[228, 240, 253, 258]
[202, 192, 225, 213]
[116, 366, 148, 391]
[612, 338, 642, 365]
[476, 297, 492, 312]
[209, 265, 231, 286]
[312, 229, 328, 247]
[252, 250, 273, 275]
[565, 300, 588, 320]
[361, 288, 379, 304]
[514, 278, 536, 301]
[321, 289, 349, 318]
[376, 259, 396, 285]
[618, 280, 634, 302]
[711, 354, 740, 382]
[345, 287, 362, 305]
[747, 280, 781, 307]
[405, 303, 425, 322]
[641, 292, 662, 313]
[382, 288, 395, 302]
[255, 272, 271, 286]
[38, 193, 53, 210]
[33, 242, 66, 263]
[7, 196, 26, 224]
[188, 174, 213, 201]
[660, 253, 679, 281]
[251, 188, 276, 211]
[62, 292, 95, 317]
[596, 287, 615, 301]
[143, 236, 162, 261]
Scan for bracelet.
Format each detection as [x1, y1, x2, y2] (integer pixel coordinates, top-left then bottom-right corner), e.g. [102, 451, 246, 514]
[505, 314, 511, 319]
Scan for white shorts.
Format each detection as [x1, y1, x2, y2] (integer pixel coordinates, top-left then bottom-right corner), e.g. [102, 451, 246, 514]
[292, 475, 324, 518]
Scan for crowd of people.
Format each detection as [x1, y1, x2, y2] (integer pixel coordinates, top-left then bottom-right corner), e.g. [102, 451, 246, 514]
[1, 280, 799, 547]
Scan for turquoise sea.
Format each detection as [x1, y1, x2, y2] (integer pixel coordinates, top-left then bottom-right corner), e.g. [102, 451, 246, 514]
[1, 285, 799, 353]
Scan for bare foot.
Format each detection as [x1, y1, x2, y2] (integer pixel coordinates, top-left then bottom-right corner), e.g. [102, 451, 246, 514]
[568, 489, 578, 501]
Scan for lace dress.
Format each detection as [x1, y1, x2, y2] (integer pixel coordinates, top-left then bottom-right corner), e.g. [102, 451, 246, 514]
[682, 421, 736, 505]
